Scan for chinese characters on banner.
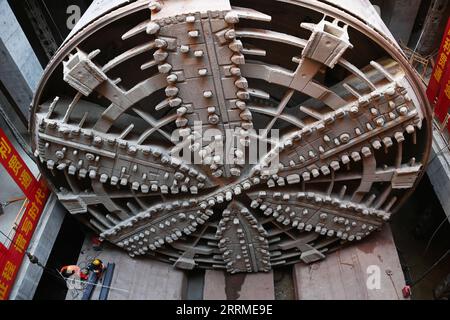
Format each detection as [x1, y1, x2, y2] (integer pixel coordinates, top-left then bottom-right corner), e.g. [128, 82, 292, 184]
[427, 18, 450, 133]
[0, 128, 50, 300]
[0, 131, 36, 199]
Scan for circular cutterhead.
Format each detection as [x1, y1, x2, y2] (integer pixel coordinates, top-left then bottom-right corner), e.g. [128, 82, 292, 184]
[30, 0, 431, 273]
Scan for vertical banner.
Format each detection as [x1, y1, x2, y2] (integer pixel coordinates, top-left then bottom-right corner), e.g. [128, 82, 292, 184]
[0, 131, 36, 199]
[0, 243, 6, 256]
[427, 17, 450, 132]
[0, 128, 50, 300]
[436, 69, 450, 131]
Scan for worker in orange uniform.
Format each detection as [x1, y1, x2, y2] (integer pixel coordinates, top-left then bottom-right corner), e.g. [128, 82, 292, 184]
[60, 265, 88, 281]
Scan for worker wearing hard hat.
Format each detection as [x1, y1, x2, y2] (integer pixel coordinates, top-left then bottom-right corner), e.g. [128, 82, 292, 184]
[87, 259, 105, 275]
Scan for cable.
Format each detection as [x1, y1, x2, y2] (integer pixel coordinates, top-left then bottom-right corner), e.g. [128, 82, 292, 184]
[428, 141, 450, 166]
[0, 103, 36, 162]
[56, 270, 129, 294]
[0, 229, 16, 252]
[411, 249, 450, 287]
[1, 197, 27, 208]
[1, 229, 66, 275]
[423, 215, 449, 256]
[39, 0, 65, 43]
[1, 229, 129, 297]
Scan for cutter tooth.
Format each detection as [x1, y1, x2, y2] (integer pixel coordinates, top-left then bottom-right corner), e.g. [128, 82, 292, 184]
[185, 15, 196, 23]
[180, 45, 190, 53]
[406, 125, 415, 134]
[320, 166, 331, 176]
[302, 172, 311, 181]
[361, 147, 372, 158]
[372, 140, 382, 150]
[146, 22, 160, 34]
[287, 174, 301, 184]
[351, 152, 361, 162]
[311, 169, 320, 178]
[394, 132, 405, 143]
[341, 155, 350, 164]
[383, 137, 394, 147]
[188, 30, 200, 38]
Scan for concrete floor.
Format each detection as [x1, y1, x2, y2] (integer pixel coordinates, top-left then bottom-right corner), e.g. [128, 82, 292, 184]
[66, 236, 186, 300]
[274, 267, 295, 300]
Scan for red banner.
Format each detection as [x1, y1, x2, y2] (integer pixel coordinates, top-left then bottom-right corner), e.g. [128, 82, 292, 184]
[435, 67, 450, 123]
[0, 128, 50, 300]
[0, 129, 37, 199]
[0, 243, 6, 257]
[427, 17, 450, 132]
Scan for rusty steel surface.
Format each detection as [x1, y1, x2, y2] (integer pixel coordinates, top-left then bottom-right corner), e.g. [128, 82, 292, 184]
[30, 0, 432, 273]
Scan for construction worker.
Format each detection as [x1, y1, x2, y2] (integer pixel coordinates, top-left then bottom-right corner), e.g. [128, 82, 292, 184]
[60, 265, 88, 281]
[87, 258, 105, 275]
